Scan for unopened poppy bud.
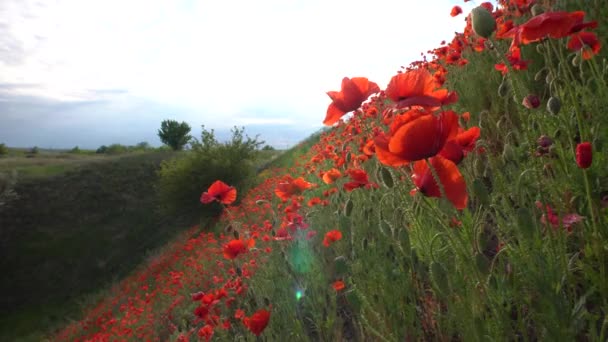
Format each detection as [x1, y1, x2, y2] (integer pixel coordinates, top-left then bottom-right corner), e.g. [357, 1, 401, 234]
[572, 53, 582, 67]
[531, 4, 544, 16]
[576, 142, 592, 169]
[475, 253, 490, 274]
[545, 72, 554, 84]
[537, 135, 553, 148]
[536, 44, 544, 54]
[534, 68, 546, 81]
[498, 81, 509, 97]
[502, 143, 516, 163]
[472, 179, 490, 207]
[522, 94, 541, 109]
[344, 199, 353, 216]
[471, 6, 496, 38]
[378, 167, 394, 188]
[547, 97, 561, 115]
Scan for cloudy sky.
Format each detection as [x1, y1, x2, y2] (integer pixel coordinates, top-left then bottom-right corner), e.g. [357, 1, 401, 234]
[0, 0, 476, 149]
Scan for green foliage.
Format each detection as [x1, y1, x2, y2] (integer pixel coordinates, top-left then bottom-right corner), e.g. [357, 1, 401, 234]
[262, 144, 275, 151]
[157, 126, 263, 218]
[157, 119, 192, 151]
[69, 146, 81, 154]
[0, 143, 8, 157]
[96, 145, 108, 154]
[105, 144, 128, 155]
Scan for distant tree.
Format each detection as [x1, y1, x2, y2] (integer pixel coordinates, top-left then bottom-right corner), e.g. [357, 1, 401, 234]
[30, 146, 39, 155]
[261, 145, 275, 151]
[106, 144, 127, 155]
[135, 141, 151, 150]
[158, 120, 192, 151]
[96, 145, 108, 154]
[69, 146, 81, 154]
[0, 143, 8, 157]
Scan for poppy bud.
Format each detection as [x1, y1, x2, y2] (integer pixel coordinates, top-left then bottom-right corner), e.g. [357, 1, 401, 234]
[522, 94, 540, 109]
[576, 142, 592, 169]
[531, 4, 544, 16]
[572, 53, 582, 67]
[471, 6, 496, 38]
[536, 44, 544, 54]
[344, 199, 353, 216]
[547, 97, 561, 115]
[534, 68, 546, 81]
[378, 167, 394, 188]
[537, 135, 553, 148]
[472, 179, 490, 207]
[545, 72, 554, 84]
[498, 81, 509, 97]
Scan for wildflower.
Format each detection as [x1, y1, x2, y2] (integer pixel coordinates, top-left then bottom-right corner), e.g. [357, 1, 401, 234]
[438, 126, 481, 164]
[385, 68, 457, 109]
[200, 180, 237, 205]
[567, 31, 601, 60]
[450, 6, 462, 17]
[536, 201, 584, 232]
[508, 11, 597, 45]
[197, 325, 214, 341]
[243, 309, 270, 336]
[275, 176, 315, 201]
[323, 230, 343, 247]
[332, 280, 346, 291]
[323, 77, 380, 126]
[322, 168, 342, 184]
[223, 239, 248, 260]
[374, 109, 459, 166]
[576, 142, 592, 169]
[411, 156, 467, 209]
[343, 169, 377, 191]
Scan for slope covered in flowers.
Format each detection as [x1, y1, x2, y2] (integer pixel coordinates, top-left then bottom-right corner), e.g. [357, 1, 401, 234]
[56, 0, 607, 340]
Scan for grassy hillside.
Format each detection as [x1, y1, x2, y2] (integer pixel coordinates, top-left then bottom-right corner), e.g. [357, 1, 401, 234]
[15, 0, 608, 341]
[0, 152, 195, 340]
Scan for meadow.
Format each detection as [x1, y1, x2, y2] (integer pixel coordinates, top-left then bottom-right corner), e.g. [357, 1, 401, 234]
[3, 0, 608, 340]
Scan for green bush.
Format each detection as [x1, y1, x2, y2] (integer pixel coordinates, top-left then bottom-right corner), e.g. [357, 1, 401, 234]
[0, 143, 8, 157]
[105, 144, 128, 155]
[157, 126, 263, 218]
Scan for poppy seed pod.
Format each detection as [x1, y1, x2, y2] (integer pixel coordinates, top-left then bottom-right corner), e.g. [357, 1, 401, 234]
[576, 142, 592, 169]
[471, 6, 496, 38]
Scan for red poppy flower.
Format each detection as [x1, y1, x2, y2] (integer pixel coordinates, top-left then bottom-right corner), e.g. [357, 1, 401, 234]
[323, 230, 343, 247]
[411, 156, 467, 209]
[323, 77, 380, 126]
[508, 11, 597, 45]
[575, 142, 592, 169]
[567, 32, 601, 60]
[343, 169, 376, 191]
[439, 126, 480, 164]
[332, 280, 346, 291]
[385, 68, 457, 109]
[223, 239, 248, 260]
[200, 180, 237, 205]
[450, 6, 463, 17]
[275, 176, 315, 201]
[322, 168, 342, 184]
[244, 309, 270, 336]
[374, 109, 459, 166]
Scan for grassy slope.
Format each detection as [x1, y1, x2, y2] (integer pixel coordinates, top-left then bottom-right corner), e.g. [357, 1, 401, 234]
[0, 152, 195, 341]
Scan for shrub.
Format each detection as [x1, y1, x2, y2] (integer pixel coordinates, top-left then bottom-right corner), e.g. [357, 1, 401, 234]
[96, 145, 108, 154]
[157, 126, 263, 218]
[69, 146, 81, 154]
[0, 143, 8, 157]
[158, 120, 192, 151]
[105, 144, 128, 155]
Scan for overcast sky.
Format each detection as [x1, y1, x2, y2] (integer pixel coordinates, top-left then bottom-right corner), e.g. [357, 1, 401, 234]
[0, 0, 477, 149]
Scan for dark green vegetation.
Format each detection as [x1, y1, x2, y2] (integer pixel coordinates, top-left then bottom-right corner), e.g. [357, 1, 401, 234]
[158, 126, 265, 218]
[0, 152, 190, 341]
[0, 139, 278, 341]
